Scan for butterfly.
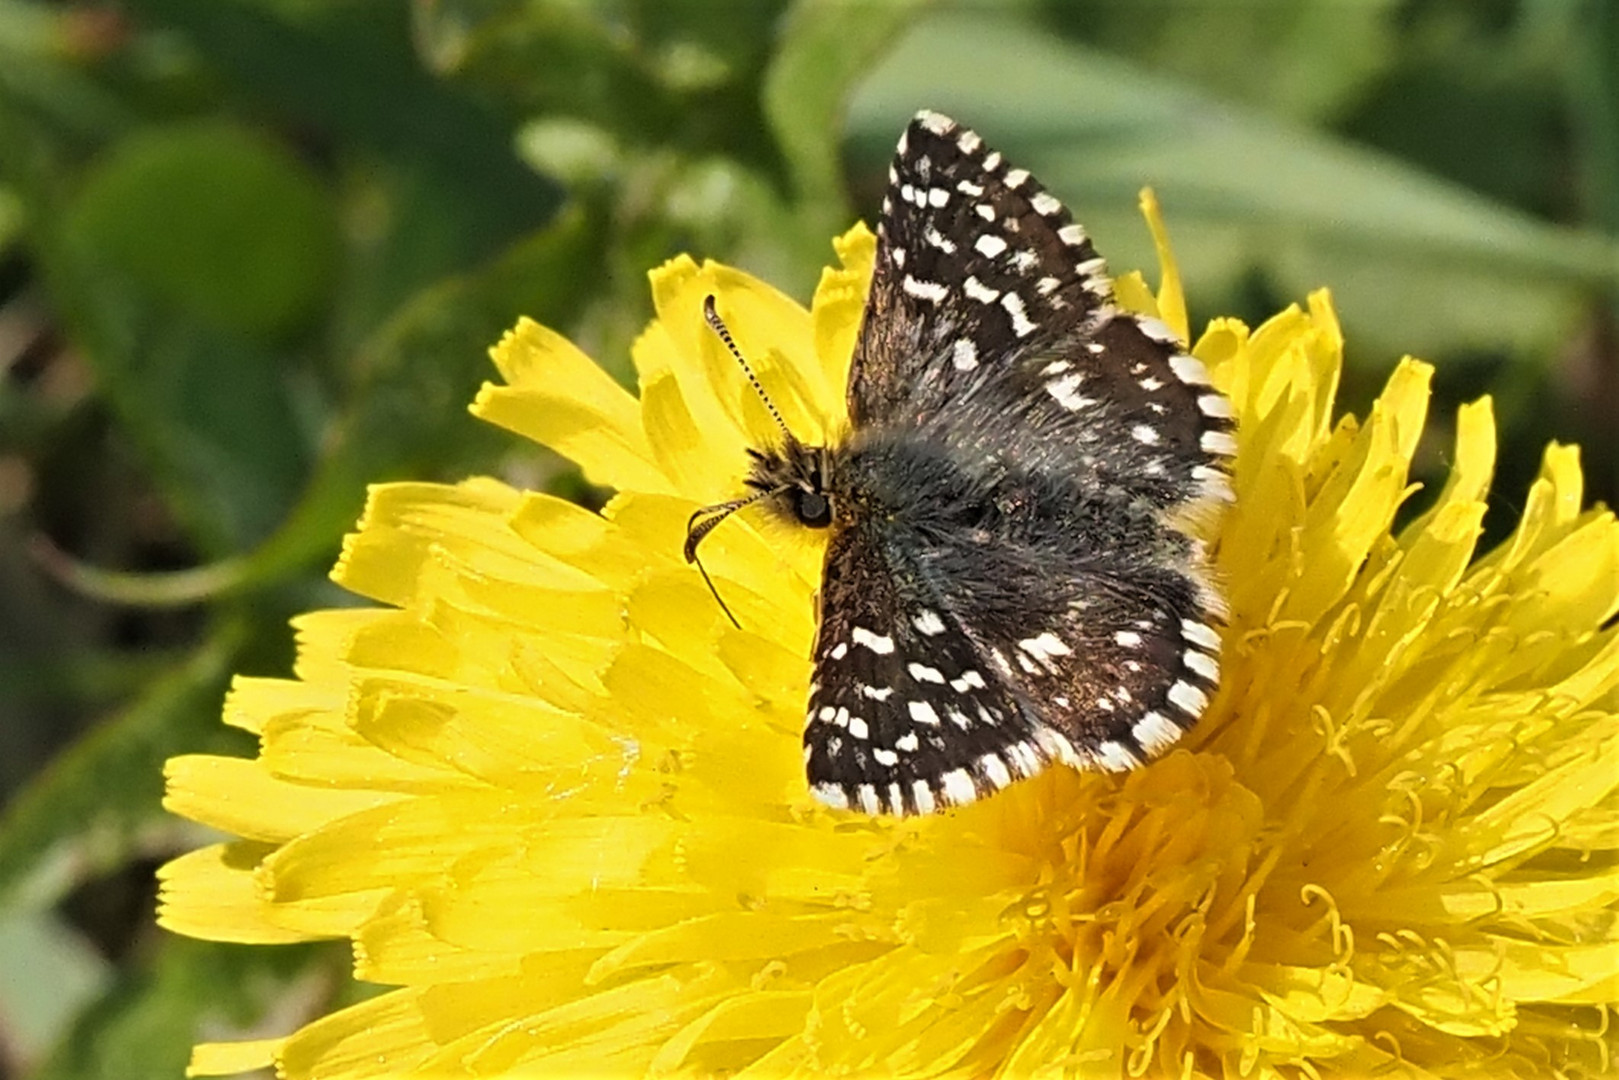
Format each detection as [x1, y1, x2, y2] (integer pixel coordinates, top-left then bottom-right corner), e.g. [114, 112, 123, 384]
[687, 110, 1234, 815]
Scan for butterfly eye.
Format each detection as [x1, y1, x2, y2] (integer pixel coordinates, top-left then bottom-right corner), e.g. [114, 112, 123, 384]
[794, 489, 832, 528]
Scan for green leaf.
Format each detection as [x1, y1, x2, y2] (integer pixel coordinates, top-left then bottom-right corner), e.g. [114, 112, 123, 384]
[0, 626, 248, 911]
[235, 203, 610, 587]
[0, 104, 319, 552]
[763, 0, 928, 240]
[0, 908, 111, 1066]
[0, 184, 22, 255]
[0, 648, 189, 709]
[1047, 0, 1403, 124]
[847, 10, 1619, 361]
[68, 123, 338, 335]
[31, 935, 335, 1080]
[125, 0, 561, 255]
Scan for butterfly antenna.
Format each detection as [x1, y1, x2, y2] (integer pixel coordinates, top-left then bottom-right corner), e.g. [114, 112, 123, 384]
[704, 295, 791, 442]
[684, 489, 774, 629]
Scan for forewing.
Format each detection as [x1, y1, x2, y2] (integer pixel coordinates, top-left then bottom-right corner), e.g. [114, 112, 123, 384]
[849, 110, 1235, 508]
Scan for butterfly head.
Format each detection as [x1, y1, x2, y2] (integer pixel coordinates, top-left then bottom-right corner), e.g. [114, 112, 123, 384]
[743, 440, 835, 529]
[684, 298, 843, 625]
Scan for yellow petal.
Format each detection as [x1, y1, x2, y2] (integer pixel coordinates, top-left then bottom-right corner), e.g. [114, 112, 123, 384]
[163, 753, 401, 843]
[1140, 187, 1188, 344]
[474, 317, 672, 494]
[186, 1037, 282, 1078]
[157, 842, 309, 944]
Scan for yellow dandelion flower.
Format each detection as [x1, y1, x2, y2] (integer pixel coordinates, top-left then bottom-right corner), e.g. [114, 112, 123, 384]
[160, 178, 1618, 1075]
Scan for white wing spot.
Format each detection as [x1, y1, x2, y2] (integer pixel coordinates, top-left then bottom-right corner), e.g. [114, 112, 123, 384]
[1201, 431, 1239, 456]
[1168, 680, 1209, 717]
[1005, 741, 1040, 777]
[852, 627, 896, 654]
[1001, 292, 1036, 337]
[1133, 711, 1181, 754]
[856, 784, 880, 814]
[952, 338, 979, 371]
[983, 151, 1002, 171]
[949, 669, 987, 692]
[956, 178, 984, 196]
[1034, 727, 1082, 768]
[918, 111, 953, 134]
[817, 706, 836, 722]
[941, 769, 977, 805]
[1182, 620, 1221, 652]
[1004, 167, 1029, 188]
[956, 129, 981, 152]
[1076, 256, 1107, 277]
[912, 781, 936, 814]
[1042, 360, 1072, 376]
[1135, 316, 1180, 344]
[1199, 394, 1233, 419]
[923, 226, 956, 253]
[847, 715, 869, 740]
[1131, 424, 1161, 446]
[1184, 649, 1220, 683]
[907, 662, 947, 684]
[1115, 630, 1143, 648]
[975, 203, 996, 221]
[895, 732, 920, 753]
[1170, 354, 1212, 385]
[829, 641, 849, 661]
[1019, 632, 1072, 660]
[975, 233, 1007, 258]
[963, 276, 1000, 304]
[813, 783, 849, 810]
[1194, 465, 1235, 502]
[913, 780, 939, 816]
[873, 748, 899, 767]
[908, 700, 941, 726]
[979, 754, 1013, 788]
[860, 684, 894, 702]
[1057, 223, 1088, 246]
[902, 276, 948, 303]
[891, 246, 906, 268]
[1037, 276, 1061, 295]
[913, 609, 947, 636]
[1030, 191, 1061, 215]
[1096, 741, 1139, 772]
[928, 187, 950, 208]
[1046, 373, 1094, 411]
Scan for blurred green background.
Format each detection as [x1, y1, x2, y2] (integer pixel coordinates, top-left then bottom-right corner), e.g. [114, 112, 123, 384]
[0, 1, 1614, 1076]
